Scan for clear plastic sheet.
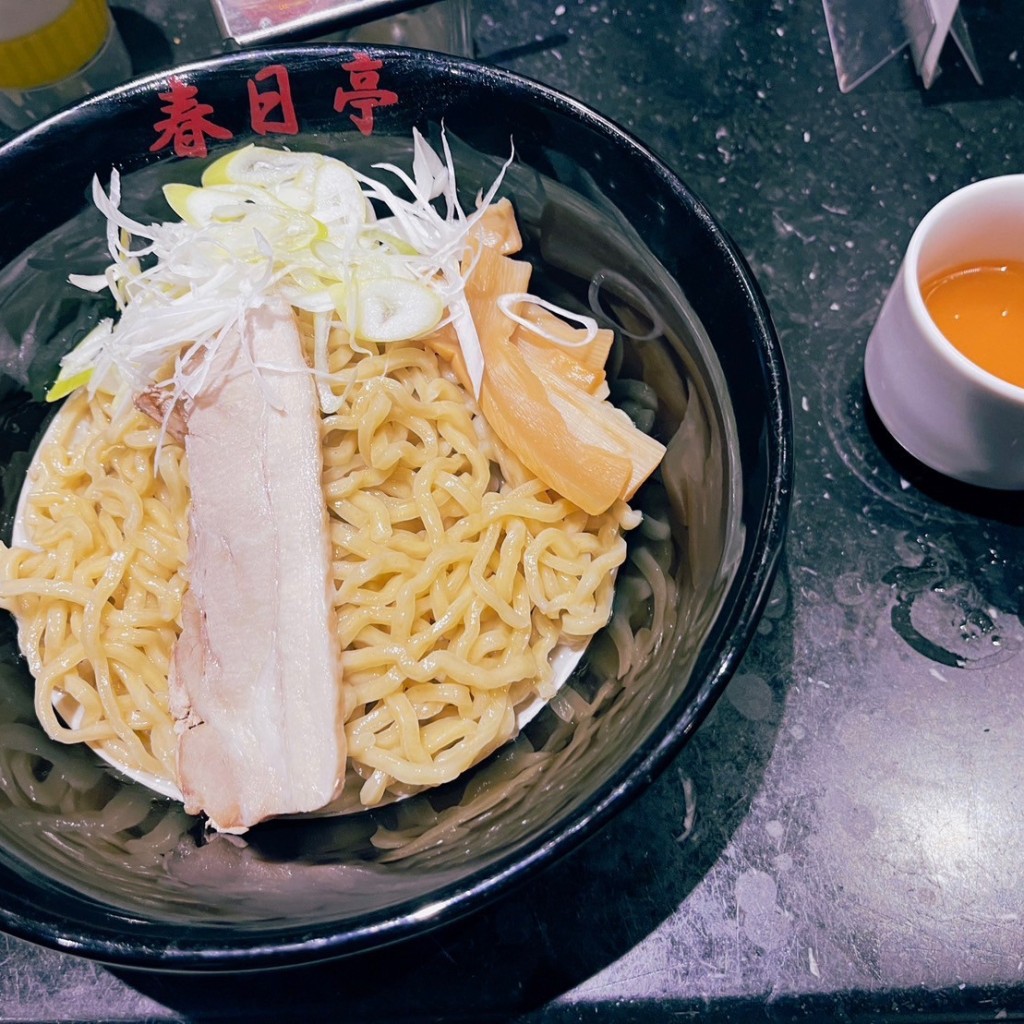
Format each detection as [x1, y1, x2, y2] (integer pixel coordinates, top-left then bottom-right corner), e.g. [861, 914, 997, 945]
[822, 0, 983, 92]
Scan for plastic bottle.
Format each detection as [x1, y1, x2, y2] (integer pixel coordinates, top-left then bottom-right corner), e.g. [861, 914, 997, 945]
[0, 0, 131, 130]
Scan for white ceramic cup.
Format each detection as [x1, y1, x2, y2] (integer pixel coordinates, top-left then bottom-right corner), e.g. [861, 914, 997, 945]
[864, 174, 1024, 490]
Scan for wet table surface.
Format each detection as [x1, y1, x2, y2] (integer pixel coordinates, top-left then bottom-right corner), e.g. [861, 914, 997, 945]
[2, 0, 1024, 1021]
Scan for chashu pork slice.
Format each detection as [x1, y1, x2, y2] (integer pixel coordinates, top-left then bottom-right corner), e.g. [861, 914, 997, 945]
[169, 300, 343, 833]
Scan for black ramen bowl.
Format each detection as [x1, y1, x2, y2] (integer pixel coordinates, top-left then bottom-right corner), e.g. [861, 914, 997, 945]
[0, 46, 790, 970]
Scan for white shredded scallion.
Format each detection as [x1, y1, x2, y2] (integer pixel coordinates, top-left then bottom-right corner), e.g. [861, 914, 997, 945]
[496, 293, 599, 348]
[57, 131, 525, 417]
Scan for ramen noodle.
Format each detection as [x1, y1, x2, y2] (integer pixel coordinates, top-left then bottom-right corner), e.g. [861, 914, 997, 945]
[0, 137, 665, 823]
[2, 332, 636, 808]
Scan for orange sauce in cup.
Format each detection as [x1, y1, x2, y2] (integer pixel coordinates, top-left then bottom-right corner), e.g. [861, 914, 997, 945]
[921, 260, 1024, 388]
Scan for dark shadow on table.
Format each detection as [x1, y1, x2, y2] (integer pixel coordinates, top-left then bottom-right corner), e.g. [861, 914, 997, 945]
[863, 386, 1024, 528]
[516, 983, 1024, 1023]
[112, 567, 795, 1022]
[480, 35, 570, 65]
[111, 5, 176, 75]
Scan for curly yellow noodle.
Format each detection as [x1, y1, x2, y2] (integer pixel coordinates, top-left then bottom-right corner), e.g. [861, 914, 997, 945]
[0, 315, 637, 810]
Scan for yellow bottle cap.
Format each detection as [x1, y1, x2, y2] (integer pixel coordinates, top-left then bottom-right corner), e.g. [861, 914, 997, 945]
[0, 0, 111, 90]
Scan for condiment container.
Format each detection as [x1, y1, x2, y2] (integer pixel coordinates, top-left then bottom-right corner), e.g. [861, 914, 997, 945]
[864, 175, 1024, 490]
[0, 0, 131, 130]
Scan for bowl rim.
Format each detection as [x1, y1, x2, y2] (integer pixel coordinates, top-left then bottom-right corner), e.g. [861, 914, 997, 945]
[0, 42, 793, 970]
